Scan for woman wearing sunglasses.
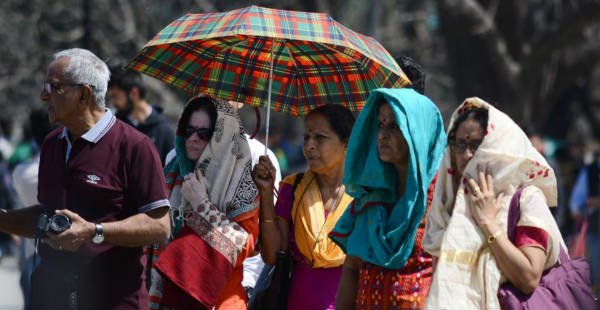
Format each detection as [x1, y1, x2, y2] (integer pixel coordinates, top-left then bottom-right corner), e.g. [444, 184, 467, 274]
[423, 98, 567, 309]
[148, 96, 260, 310]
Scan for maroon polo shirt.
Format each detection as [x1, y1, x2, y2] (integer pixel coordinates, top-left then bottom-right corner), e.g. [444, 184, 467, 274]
[32, 111, 170, 309]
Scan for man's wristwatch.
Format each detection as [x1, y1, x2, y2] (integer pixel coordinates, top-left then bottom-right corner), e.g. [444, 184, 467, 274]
[92, 223, 104, 244]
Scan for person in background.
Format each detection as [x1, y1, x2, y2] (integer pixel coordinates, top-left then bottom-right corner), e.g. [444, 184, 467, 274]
[332, 88, 445, 310]
[252, 104, 356, 310]
[11, 107, 58, 308]
[423, 98, 566, 309]
[242, 133, 281, 299]
[148, 97, 260, 310]
[229, 101, 283, 299]
[253, 116, 305, 176]
[107, 66, 174, 165]
[524, 126, 567, 230]
[8, 125, 35, 170]
[0, 48, 171, 308]
[0, 117, 14, 162]
[569, 150, 600, 291]
[395, 55, 426, 95]
[0, 117, 19, 261]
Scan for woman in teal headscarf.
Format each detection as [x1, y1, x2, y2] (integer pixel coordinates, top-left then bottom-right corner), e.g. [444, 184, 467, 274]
[330, 88, 446, 310]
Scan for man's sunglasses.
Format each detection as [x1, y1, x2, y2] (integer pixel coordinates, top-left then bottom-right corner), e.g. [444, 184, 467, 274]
[43, 81, 93, 94]
[183, 126, 213, 141]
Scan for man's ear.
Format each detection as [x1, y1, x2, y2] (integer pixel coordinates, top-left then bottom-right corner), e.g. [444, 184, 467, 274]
[79, 85, 93, 106]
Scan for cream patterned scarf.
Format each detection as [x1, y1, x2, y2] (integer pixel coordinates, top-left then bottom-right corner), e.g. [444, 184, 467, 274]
[422, 98, 562, 309]
[149, 99, 259, 309]
[166, 99, 259, 263]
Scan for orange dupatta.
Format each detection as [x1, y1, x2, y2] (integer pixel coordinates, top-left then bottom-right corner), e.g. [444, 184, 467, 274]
[291, 170, 353, 268]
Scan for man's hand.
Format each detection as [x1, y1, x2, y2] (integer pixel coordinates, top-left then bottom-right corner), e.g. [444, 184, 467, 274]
[45, 209, 95, 252]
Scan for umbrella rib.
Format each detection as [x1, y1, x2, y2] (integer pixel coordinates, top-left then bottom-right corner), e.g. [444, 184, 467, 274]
[190, 36, 251, 96]
[282, 40, 303, 116]
[320, 43, 364, 66]
[283, 40, 299, 69]
[323, 42, 389, 105]
[283, 40, 313, 115]
[219, 36, 253, 51]
[320, 43, 401, 85]
[320, 42, 385, 89]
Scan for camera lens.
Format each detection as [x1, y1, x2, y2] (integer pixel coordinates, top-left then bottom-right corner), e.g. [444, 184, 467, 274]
[49, 214, 71, 234]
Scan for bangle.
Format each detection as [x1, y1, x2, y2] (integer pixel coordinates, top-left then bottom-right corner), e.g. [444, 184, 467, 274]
[487, 230, 503, 245]
[262, 219, 275, 223]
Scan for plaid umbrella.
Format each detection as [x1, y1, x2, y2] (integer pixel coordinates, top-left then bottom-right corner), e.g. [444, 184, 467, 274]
[127, 5, 410, 117]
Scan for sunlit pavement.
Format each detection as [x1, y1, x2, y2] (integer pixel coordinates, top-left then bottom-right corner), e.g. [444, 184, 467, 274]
[0, 255, 24, 309]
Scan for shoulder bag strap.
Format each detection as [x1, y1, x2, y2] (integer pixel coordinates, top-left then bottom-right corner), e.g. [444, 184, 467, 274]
[506, 187, 524, 243]
[290, 172, 305, 225]
[507, 186, 568, 263]
[291, 173, 305, 204]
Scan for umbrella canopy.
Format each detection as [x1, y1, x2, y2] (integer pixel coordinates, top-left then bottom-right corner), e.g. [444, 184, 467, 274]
[127, 5, 410, 116]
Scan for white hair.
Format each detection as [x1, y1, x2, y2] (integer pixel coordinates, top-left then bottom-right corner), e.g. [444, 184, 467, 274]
[53, 48, 110, 108]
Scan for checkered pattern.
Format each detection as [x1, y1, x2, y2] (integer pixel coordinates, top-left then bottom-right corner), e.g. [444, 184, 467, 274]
[127, 5, 410, 115]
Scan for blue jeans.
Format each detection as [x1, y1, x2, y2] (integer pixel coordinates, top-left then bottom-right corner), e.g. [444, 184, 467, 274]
[247, 264, 273, 309]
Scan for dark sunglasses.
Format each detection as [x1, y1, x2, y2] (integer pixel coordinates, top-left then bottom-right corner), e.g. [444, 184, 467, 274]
[450, 139, 482, 154]
[183, 126, 213, 141]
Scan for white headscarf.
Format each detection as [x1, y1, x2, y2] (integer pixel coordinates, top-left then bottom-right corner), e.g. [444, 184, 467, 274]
[423, 98, 563, 309]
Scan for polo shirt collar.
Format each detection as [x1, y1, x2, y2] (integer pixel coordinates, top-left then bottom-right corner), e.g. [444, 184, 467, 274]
[58, 109, 116, 144]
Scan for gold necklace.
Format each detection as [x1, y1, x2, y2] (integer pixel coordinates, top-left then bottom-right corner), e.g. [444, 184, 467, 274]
[313, 185, 345, 251]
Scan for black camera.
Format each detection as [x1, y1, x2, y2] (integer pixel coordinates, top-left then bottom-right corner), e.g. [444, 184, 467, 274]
[35, 213, 72, 238]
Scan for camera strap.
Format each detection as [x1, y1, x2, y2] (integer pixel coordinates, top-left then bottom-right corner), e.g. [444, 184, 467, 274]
[29, 219, 42, 308]
[31, 220, 78, 310]
[29, 236, 42, 309]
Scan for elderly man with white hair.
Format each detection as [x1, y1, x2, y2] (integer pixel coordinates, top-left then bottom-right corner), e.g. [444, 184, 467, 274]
[0, 48, 171, 309]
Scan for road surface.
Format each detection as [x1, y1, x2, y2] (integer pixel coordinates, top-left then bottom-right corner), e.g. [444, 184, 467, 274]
[0, 254, 24, 309]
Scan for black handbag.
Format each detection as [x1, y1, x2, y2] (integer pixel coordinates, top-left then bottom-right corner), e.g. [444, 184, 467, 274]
[248, 173, 304, 310]
[248, 250, 292, 310]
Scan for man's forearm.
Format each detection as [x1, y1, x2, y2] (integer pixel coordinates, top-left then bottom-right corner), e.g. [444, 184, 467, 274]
[101, 207, 171, 247]
[0, 206, 42, 238]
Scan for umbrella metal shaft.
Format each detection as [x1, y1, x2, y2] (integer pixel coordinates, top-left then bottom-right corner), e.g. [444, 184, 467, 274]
[265, 37, 275, 155]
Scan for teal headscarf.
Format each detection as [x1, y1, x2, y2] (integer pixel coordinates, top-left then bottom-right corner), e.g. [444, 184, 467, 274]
[164, 102, 197, 237]
[330, 88, 446, 269]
